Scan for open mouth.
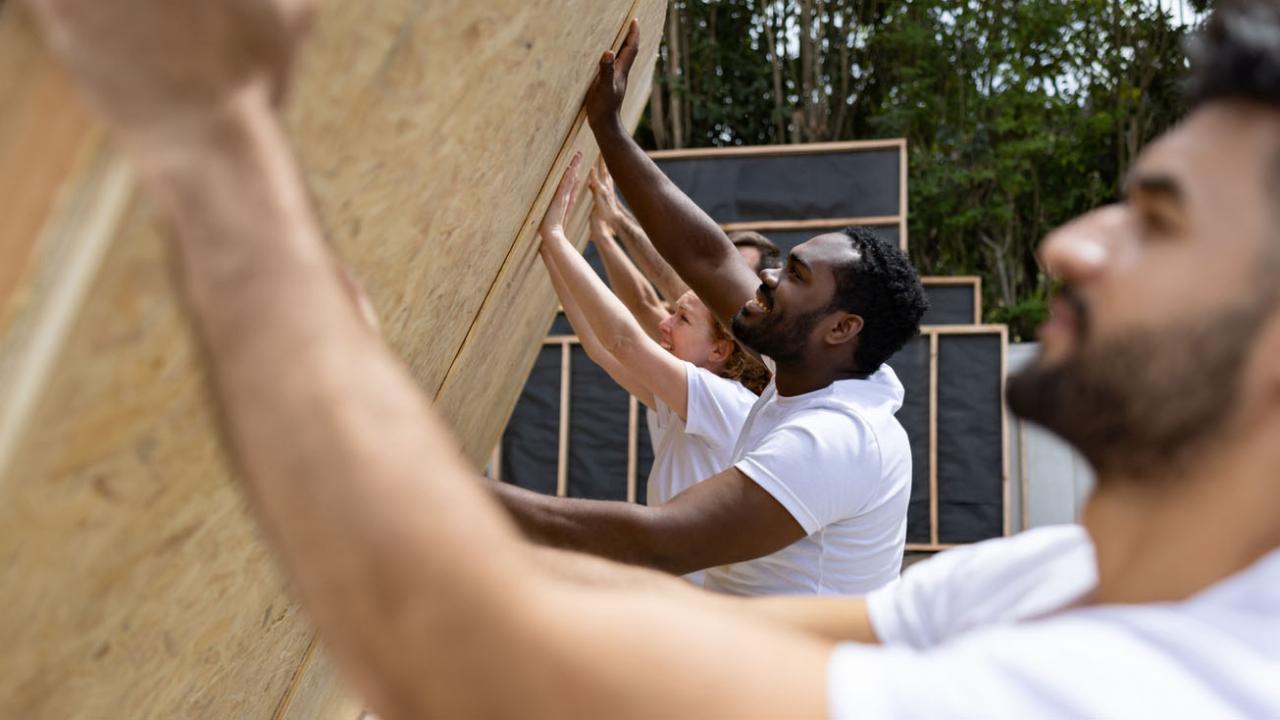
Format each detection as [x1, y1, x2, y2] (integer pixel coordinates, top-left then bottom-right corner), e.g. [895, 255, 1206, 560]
[743, 285, 773, 314]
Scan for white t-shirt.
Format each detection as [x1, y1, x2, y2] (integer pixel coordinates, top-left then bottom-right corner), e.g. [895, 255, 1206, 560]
[867, 525, 1096, 648]
[830, 527, 1280, 718]
[703, 365, 911, 596]
[647, 362, 758, 585]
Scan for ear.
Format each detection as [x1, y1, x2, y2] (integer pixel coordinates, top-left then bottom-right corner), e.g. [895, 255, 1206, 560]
[824, 312, 864, 347]
[709, 337, 735, 364]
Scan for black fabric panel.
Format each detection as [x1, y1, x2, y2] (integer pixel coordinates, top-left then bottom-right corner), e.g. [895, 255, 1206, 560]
[888, 335, 932, 544]
[582, 239, 609, 279]
[566, 346, 630, 501]
[501, 345, 561, 495]
[635, 408, 655, 505]
[548, 312, 574, 336]
[922, 284, 977, 326]
[656, 148, 901, 223]
[936, 334, 1004, 543]
[759, 224, 900, 256]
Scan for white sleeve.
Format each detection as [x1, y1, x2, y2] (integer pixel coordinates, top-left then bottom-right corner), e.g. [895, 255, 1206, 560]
[828, 611, 1206, 720]
[684, 366, 752, 449]
[866, 526, 1095, 650]
[733, 412, 877, 535]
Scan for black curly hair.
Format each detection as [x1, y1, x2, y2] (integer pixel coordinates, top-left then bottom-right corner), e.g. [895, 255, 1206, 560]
[1187, 0, 1280, 108]
[830, 226, 929, 377]
[1186, 0, 1280, 278]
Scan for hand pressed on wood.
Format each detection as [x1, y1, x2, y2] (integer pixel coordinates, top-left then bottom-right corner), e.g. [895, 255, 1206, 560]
[588, 156, 624, 229]
[587, 170, 615, 241]
[584, 18, 639, 131]
[538, 153, 584, 242]
[23, 0, 313, 137]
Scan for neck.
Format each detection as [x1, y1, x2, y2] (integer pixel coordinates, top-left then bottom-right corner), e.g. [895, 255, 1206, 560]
[1082, 428, 1280, 605]
[772, 359, 862, 396]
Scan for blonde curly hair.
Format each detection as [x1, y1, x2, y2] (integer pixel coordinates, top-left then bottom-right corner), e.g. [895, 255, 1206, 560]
[708, 317, 772, 395]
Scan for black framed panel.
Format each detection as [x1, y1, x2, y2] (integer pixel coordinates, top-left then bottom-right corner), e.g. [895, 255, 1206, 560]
[653, 146, 902, 223]
[500, 345, 562, 495]
[565, 346, 631, 501]
[936, 332, 1006, 543]
[888, 335, 932, 545]
[922, 278, 980, 326]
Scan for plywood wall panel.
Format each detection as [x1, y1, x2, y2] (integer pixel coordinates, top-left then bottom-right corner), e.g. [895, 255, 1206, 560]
[0, 1, 665, 717]
[434, 0, 668, 466]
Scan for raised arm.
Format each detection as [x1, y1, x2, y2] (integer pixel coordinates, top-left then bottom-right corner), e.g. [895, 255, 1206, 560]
[583, 21, 759, 328]
[584, 167, 671, 342]
[542, 224, 656, 409]
[538, 156, 691, 419]
[588, 158, 690, 304]
[27, 1, 832, 717]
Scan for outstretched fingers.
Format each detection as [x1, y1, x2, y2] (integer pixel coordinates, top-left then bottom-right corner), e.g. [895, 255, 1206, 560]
[541, 153, 583, 237]
[616, 18, 640, 76]
[560, 153, 583, 213]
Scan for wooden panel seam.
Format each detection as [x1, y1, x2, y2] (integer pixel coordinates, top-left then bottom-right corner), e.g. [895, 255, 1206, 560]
[425, 3, 645, 401]
[648, 138, 906, 160]
[0, 142, 134, 486]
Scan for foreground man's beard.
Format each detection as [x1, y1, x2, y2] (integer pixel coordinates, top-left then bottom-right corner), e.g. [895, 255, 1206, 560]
[1006, 296, 1270, 480]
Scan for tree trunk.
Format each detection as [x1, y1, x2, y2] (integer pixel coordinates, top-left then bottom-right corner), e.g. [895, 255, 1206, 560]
[799, 0, 815, 142]
[648, 72, 669, 150]
[667, 1, 685, 149]
[759, 0, 788, 143]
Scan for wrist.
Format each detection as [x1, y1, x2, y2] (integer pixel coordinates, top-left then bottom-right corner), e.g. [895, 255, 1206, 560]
[136, 86, 326, 302]
[587, 111, 627, 142]
[124, 84, 277, 174]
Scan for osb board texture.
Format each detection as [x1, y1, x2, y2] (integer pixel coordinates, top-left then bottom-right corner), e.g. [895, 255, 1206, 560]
[281, 0, 666, 705]
[0, 1, 665, 718]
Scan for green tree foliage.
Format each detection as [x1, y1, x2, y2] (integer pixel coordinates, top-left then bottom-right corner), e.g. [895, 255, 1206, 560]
[638, 0, 1203, 339]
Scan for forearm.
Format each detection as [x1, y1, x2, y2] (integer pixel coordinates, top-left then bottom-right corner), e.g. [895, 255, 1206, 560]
[542, 248, 655, 407]
[590, 118, 756, 322]
[611, 209, 689, 302]
[734, 596, 880, 645]
[489, 480, 689, 573]
[541, 228, 659, 367]
[143, 94, 532, 716]
[529, 546, 701, 593]
[588, 227, 669, 342]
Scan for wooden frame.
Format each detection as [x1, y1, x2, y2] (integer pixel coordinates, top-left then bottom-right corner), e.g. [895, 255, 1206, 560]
[921, 275, 983, 324]
[540, 333, 640, 502]
[649, 139, 910, 251]
[905, 324, 1009, 552]
[718, 217, 905, 253]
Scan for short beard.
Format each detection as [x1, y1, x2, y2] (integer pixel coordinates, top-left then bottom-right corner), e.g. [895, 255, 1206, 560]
[1007, 299, 1269, 480]
[731, 306, 825, 366]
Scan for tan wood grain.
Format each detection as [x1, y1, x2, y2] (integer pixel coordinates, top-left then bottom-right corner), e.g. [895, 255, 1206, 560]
[0, 2, 666, 717]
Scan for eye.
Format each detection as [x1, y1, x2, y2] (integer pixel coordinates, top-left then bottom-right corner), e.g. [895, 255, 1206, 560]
[1141, 207, 1175, 237]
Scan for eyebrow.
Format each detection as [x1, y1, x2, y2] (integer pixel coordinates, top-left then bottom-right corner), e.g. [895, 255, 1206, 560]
[1124, 173, 1185, 204]
[787, 252, 811, 275]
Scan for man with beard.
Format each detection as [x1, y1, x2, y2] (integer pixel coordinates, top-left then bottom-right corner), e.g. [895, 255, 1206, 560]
[487, 22, 928, 596]
[33, 0, 1279, 715]
[490, 214, 926, 595]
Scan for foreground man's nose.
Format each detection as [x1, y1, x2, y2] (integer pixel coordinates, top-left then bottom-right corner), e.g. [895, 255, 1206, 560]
[1039, 205, 1122, 285]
